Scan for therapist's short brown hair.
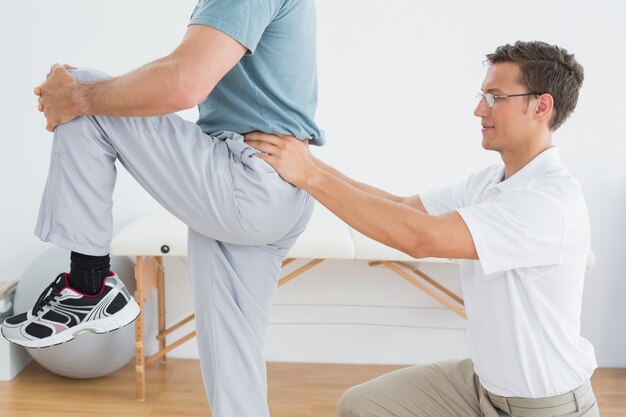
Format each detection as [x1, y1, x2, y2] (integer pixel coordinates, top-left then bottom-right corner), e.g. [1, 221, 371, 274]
[487, 41, 584, 131]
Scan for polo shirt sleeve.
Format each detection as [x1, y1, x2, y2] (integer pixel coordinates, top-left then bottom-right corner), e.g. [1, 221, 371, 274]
[457, 187, 565, 276]
[421, 179, 468, 216]
[189, 0, 283, 54]
[422, 166, 500, 215]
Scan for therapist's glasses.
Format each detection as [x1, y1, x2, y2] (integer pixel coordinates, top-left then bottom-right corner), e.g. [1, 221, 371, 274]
[476, 92, 540, 108]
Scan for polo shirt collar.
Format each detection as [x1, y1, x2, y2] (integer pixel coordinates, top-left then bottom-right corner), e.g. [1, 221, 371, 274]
[492, 146, 560, 191]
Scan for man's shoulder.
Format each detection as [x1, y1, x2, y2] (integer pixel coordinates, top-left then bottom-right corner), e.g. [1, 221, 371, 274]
[462, 164, 503, 190]
[510, 165, 588, 228]
[529, 164, 583, 200]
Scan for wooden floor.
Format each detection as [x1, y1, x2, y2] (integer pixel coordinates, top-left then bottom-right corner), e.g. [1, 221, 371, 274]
[0, 360, 624, 417]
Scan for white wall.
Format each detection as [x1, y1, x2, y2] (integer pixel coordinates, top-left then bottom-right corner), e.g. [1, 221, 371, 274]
[0, 1, 624, 367]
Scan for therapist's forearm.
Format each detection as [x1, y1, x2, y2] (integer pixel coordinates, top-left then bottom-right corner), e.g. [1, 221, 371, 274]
[312, 156, 406, 204]
[303, 168, 431, 257]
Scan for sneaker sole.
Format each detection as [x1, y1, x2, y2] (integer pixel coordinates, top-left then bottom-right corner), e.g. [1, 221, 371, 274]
[2, 299, 141, 349]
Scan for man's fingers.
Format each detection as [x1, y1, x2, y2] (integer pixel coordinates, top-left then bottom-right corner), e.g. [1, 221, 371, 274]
[47, 64, 61, 79]
[245, 139, 270, 151]
[244, 131, 264, 142]
[244, 131, 284, 146]
[246, 140, 279, 155]
[52, 65, 67, 75]
[255, 152, 277, 167]
[45, 116, 58, 132]
[48, 64, 71, 80]
[47, 63, 62, 79]
[46, 63, 75, 80]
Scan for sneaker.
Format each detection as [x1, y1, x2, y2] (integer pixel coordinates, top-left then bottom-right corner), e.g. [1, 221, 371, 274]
[1, 272, 140, 348]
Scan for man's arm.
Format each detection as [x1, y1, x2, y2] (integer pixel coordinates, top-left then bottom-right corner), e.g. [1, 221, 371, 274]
[401, 194, 427, 212]
[37, 25, 246, 130]
[312, 153, 428, 213]
[245, 133, 477, 259]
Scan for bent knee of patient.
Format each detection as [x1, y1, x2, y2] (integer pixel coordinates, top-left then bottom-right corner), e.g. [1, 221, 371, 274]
[70, 68, 112, 83]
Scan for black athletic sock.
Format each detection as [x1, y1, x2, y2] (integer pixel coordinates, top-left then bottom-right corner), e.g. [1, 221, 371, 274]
[68, 252, 111, 295]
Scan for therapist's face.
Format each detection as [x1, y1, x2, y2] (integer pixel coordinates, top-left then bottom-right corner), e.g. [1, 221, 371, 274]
[474, 62, 538, 153]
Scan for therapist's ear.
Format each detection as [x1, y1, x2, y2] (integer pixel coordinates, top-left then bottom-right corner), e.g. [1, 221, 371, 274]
[534, 93, 554, 124]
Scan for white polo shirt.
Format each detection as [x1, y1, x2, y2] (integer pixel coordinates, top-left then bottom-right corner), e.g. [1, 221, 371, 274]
[421, 147, 596, 398]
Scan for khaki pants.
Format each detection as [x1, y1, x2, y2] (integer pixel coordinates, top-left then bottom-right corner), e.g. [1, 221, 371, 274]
[337, 359, 599, 417]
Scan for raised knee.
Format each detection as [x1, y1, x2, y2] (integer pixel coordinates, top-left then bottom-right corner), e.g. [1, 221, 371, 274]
[69, 67, 111, 83]
[337, 386, 366, 417]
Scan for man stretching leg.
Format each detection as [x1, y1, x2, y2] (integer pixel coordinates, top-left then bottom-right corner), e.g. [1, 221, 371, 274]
[2, 1, 323, 416]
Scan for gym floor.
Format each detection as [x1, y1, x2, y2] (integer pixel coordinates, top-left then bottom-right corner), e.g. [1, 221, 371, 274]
[0, 360, 624, 417]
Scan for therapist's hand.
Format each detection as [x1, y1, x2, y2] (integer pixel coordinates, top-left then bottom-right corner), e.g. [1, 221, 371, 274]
[244, 132, 317, 188]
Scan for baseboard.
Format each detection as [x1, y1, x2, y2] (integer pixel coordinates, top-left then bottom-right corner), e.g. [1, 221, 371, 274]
[0, 336, 32, 381]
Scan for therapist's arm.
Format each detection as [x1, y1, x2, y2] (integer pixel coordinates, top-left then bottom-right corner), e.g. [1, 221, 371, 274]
[245, 133, 476, 259]
[35, 25, 246, 130]
[310, 154, 428, 213]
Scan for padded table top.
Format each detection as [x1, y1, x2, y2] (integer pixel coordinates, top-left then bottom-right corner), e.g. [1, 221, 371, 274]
[110, 205, 454, 264]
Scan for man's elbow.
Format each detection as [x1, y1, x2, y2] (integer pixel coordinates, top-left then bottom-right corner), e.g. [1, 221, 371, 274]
[398, 229, 433, 260]
[403, 240, 429, 260]
[171, 66, 217, 110]
[173, 82, 212, 109]
[399, 216, 449, 259]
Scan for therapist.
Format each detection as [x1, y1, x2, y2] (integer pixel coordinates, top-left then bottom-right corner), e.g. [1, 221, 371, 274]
[245, 40, 599, 417]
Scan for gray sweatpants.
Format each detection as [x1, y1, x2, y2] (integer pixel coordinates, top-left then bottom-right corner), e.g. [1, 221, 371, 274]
[35, 68, 314, 417]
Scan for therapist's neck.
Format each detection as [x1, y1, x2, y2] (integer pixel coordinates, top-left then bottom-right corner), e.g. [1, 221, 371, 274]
[500, 131, 553, 180]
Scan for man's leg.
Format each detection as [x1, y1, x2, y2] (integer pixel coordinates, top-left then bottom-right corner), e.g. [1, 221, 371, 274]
[4, 67, 309, 348]
[188, 199, 314, 417]
[35, 69, 300, 250]
[338, 359, 600, 417]
[337, 359, 486, 417]
[3, 88, 139, 347]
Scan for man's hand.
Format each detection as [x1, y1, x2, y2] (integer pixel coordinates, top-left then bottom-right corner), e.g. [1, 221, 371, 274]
[45, 63, 77, 81]
[34, 64, 86, 132]
[36, 63, 77, 112]
[244, 132, 317, 188]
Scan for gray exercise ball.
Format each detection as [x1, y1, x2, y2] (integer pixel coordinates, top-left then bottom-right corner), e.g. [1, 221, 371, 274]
[13, 246, 151, 379]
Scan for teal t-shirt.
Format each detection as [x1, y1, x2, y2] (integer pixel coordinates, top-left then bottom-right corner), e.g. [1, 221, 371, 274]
[189, 0, 325, 146]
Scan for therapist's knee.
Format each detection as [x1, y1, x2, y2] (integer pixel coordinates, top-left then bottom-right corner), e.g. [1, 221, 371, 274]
[337, 385, 368, 417]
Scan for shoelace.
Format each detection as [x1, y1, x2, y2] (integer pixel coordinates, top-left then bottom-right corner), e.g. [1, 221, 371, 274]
[31, 273, 66, 316]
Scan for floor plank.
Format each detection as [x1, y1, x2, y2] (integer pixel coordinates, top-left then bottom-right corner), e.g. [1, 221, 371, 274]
[0, 360, 623, 416]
